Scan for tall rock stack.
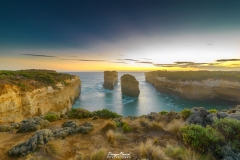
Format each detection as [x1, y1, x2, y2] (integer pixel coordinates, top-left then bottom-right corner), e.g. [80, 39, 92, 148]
[103, 71, 118, 90]
[121, 74, 140, 97]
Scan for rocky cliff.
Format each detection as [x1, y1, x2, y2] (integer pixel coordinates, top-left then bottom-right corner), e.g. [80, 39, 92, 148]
[0, 70, 81, 122]
[121, 74, 140, 97]
[103, 71, 118, 90]
[145, 71, 240, 103]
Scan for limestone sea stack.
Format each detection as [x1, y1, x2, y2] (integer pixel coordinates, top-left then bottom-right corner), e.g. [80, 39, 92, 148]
[121, 74, 140, 97]
[103, 71, 118, 90]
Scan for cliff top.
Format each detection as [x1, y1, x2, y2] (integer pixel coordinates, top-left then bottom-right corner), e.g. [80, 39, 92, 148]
[121, 74, 138, 81]
[146, 70, 240, 82]
[0, 69, 76, 91]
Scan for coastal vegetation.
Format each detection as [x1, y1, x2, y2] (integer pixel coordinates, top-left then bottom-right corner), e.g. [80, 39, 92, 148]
[1, 107, 240, 159]
[0, 69, 75, 91]
[147, 70, 240, 81]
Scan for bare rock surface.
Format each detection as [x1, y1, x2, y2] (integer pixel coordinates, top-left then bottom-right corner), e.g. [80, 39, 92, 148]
[103, 71, 118, 90]
[121, 74, 140, 97]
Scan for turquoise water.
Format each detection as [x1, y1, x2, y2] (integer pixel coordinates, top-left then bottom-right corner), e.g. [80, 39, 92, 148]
[70, 72, 235, 116]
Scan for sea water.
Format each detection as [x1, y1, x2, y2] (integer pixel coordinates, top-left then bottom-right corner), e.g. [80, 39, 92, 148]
[69, 72, 235, 116]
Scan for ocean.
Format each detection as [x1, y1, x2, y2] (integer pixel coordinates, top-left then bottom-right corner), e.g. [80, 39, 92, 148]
[69, 72, 235, 116]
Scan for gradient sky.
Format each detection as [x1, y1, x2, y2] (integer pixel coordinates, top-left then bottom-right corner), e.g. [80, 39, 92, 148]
[1, 0, 240, 71]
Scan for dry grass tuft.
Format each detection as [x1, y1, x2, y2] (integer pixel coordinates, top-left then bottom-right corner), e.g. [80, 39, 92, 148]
[38, 140, 63, 160]
[164, 144, 185, 159]
[165, 119, 185, 138]
[149, 121, 165, 131]
[140, 139, 169, 160]
[106, 129, 115, 144]
[100, 120, 116, 133]
[90, 148, 107, 160]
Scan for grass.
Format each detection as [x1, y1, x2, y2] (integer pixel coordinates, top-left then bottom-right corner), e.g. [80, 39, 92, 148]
[181, 149, 213, 160]
[37, 140, 63, 160]
[164, 144, 185, 159]
[106, 129, 115, 144]
[146, 70, 240, 82]
[165, 119, 185, 138]
[90, 148, 107, 160]
[140, 139, 168, 160]
[68, 108, 93, 119]
[100, 120, 116, 133]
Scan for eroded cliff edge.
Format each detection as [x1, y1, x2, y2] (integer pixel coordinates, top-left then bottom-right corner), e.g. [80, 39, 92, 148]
[145, 71, 240, 103]
[0, 70, 81, 122]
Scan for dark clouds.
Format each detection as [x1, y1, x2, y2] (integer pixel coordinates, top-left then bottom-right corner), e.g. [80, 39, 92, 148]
[21, 54, 56, 57]
[1, 0, 240, 50]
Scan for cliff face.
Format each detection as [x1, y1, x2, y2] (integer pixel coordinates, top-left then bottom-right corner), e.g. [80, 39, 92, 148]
[121, 74, 140, 97]
[103, 71, 118, 90]
[145, 72, 240, 103]
[0, 76, 81, 122]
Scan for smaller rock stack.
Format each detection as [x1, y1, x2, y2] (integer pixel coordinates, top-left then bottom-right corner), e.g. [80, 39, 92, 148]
[103, 71, 118, 90]
[121, 74, 140, 97]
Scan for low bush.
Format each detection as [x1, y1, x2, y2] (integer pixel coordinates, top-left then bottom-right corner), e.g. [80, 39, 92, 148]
[159, 110, 168, 115]
[213, 118, 240, 141]
[0, 125, 13, 132]
[181, 124, 223, 152]
[94, 109, 122, 118]
[44, 113, 59, 122]
[68, 108, 93, 119]
[122, 124, 132, 133]
[208, 109, 218, 113]
[180, 108, 192, 120]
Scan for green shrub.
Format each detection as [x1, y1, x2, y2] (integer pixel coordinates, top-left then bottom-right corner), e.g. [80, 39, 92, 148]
[213, 118, 240, 142]
[208, 109, 218, 113]
[68, 108, 93, 118]
[159, 110, 168, 115]
[44, 113, 59, 122]
[181, 124, 223, 152]
[122, 124, 132, 133]
[180, 108, 192, 120]
[94, 109, 122, 119]
[0, 125, 13, 132]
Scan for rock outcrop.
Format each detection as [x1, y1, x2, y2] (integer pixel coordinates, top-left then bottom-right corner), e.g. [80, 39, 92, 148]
[121, 74, 140, 97]
[145, 71, 240, 103]
[0, 71, 81, 122]
[103, 71, 118, 90]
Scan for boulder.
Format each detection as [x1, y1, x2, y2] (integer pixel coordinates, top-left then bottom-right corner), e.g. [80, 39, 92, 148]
[103, 71, 118, 90]
[121, 74, 140, 97]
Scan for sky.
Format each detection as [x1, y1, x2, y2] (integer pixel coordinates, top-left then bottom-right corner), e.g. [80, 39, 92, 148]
[1, 0, 240, 72]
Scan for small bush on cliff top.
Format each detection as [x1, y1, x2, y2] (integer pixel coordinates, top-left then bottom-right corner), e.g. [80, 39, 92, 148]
[181, 124, 223, 152]
[159, 110, 168, 115]
[213, 118, 240, 144]
[44, 113, 59, 122]
[180, 108, 192, 120]
[68, 108, 93, 119]
[94, 109, 122, 118]
[208, 109, 218, 113]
